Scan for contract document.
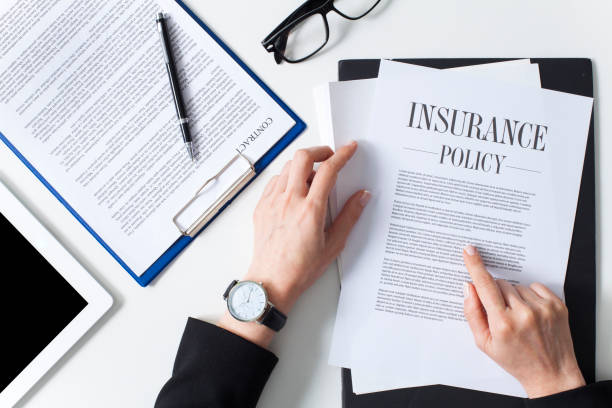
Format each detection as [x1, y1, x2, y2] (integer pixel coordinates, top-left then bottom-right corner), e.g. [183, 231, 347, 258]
[0, 0, 295, 275]
[328, 60, 593, 396]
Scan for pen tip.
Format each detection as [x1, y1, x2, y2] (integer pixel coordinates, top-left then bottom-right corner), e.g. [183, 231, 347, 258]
[186, 143, 194, 162]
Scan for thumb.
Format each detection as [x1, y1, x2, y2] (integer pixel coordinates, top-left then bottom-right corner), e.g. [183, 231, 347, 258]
[464, 282, 491, 352]
[325, 190, 371, 259]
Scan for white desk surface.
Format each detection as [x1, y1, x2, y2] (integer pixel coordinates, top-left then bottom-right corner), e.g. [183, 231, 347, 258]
[2, 1, 611, 406]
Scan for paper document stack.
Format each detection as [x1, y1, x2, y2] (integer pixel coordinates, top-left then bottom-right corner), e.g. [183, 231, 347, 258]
[314, 60, 593, 397]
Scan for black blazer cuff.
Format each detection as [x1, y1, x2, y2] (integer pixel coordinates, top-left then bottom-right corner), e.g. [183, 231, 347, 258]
[525, 381, 612, 408]
[155, 318, 278, 408]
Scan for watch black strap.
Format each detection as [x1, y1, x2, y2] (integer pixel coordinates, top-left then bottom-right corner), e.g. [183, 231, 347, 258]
[259, 305, 287, 332]
[223, 280, 238, 300]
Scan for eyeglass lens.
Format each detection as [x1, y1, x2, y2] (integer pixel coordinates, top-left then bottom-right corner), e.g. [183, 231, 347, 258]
[282, 0, 379, 62]
[284, 14, 328, 62]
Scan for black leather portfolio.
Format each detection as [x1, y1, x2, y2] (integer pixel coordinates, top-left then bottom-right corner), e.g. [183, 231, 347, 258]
[339, 58, 596, 408]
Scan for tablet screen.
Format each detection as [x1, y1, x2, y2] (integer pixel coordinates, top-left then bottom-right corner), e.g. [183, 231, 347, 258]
[0, 212, 87, 392]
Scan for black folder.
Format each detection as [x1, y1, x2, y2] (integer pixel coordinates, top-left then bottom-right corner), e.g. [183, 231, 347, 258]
[338, 58, 596, 408]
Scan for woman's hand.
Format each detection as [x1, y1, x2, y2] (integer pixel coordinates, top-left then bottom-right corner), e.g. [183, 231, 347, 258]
[245, 142, 370, 310]
[462, 245, 586, 398]
[219, 143, 370, 347]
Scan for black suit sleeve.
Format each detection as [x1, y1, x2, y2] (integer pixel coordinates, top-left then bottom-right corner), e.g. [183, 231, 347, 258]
[525, 381, 612, 408]
[155, 317, 278, 408]
[156, 318, 612, 408]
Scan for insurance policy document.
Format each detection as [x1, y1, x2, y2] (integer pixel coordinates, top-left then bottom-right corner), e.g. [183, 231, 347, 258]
[317, 59, 540, 277]
[325, 60, 542, 369]
[340, 61, 593, 396]
[0, 0, 295, 275]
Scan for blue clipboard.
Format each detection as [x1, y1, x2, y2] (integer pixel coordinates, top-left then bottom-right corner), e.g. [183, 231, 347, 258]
[0, 0, 305, 287]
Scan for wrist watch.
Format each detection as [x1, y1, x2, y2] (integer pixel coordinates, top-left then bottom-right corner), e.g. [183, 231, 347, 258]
[223, 280, 287, 331]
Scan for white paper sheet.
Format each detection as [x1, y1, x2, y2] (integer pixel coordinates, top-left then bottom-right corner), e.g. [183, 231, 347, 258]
[0, 0, 295, 275]
[343, 60, 592, 396]
[319, 60, 542, 369]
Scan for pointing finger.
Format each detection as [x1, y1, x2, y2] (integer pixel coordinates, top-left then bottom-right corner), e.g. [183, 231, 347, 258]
[463, 245, 506, 314]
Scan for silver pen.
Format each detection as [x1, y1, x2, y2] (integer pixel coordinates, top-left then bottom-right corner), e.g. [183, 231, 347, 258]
[156, 12, 194, 161]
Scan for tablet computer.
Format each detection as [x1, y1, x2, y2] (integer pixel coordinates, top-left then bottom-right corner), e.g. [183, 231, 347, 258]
[0, 181, 113, 407]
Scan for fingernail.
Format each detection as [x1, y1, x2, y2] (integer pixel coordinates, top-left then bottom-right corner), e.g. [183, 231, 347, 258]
[464, 244, 476, 256]
[349, 140, 358, 148]
[463, 282, 470, 299]
[359, 190, 371, 207]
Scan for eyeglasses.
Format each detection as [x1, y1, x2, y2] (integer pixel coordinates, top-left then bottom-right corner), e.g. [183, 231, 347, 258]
[262, 0, 381, 64]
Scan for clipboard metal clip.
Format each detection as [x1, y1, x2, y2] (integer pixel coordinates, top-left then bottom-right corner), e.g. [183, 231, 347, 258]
[173, 151, 256, 237]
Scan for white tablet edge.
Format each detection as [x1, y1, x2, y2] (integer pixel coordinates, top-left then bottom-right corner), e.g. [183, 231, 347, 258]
[0, 181, 113, 408]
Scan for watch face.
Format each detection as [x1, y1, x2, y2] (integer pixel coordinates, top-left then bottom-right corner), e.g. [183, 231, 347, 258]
[227, 281, 267, 322]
